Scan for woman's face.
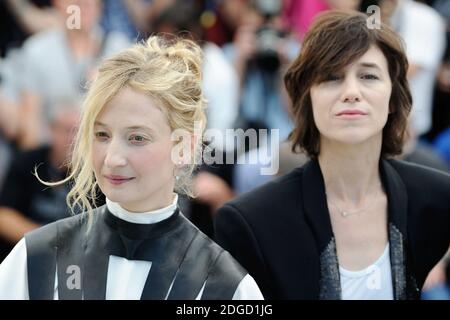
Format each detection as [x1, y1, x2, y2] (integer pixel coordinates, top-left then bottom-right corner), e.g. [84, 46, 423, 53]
[92, 86, 176, 212]
[310, 45, 392, 148]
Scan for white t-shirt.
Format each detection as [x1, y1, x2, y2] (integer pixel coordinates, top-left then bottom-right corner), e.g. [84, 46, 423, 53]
[0, 194, 263, 300]
[340, 244, 394, 300]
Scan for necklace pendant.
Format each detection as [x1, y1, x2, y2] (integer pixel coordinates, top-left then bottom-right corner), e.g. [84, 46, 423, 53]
[341, 211, 349, 217]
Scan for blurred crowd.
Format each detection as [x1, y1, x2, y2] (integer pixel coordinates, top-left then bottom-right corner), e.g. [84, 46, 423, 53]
[0, 0, 449, 299]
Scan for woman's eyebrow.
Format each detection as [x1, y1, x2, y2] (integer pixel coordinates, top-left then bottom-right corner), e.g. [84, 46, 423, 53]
[358, 62, 382, 71]
[125, 125, 155, 133]
[94, 122, 154, 132]
[94, 121, 107, 127]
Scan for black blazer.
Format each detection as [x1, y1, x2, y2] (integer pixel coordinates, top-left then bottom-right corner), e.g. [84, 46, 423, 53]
[214, 158, 450, 299]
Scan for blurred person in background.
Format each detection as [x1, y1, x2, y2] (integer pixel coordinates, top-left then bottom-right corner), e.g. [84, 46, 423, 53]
[0, 0, 57, 196]
[223, 0, 299, 142]
[375, 0, 446, 138]
[430, 0, 450, 134]
[0, 87, 19, 194]
[0, 0, 59, 57]
[283, 0, 329, 40]
[0, 99, 80, 262]
[101, 0, 175, 41]
[6, 0, 129, 150]
[426, 0, 450, 156]
[202, 0, 252, 47]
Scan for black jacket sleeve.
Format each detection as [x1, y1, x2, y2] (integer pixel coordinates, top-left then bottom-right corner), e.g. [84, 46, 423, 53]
[214, 203, 273, 299]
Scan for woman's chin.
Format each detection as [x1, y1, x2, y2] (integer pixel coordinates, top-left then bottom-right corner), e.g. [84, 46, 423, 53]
[326, 127, 383, 145]
[102, 189, 129, 204]
[329, 132, 377, 146]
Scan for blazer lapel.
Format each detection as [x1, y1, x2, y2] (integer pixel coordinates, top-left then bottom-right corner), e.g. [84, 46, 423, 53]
[380, 159, 419, 300]
[302, 159, 341, 299]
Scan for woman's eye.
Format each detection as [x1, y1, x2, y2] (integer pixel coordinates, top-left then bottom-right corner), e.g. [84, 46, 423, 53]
[94, 132, 109, 140]
[325, 75, 341, 82]
[129, 135, 147, 143]
[362, 74, 379, 80]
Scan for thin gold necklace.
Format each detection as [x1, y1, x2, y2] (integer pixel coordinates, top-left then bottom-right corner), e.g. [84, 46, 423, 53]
[326, 184, 381, 218]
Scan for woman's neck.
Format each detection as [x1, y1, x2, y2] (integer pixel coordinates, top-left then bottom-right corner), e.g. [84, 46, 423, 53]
[318, 136, 382, 205]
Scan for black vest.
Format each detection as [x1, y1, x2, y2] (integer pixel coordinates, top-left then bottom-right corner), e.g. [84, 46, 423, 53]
[25, 205, 246, 300]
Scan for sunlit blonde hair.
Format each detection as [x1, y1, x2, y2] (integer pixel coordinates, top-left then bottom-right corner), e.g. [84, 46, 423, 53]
[38, 35, 206, 222]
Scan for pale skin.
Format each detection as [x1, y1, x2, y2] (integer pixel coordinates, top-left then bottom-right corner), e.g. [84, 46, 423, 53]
[92, 86, 179, 213]
[310, 45, 391, 271]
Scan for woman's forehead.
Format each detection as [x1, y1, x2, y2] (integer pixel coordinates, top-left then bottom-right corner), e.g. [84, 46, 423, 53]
[340, 46, 389, 72]
[95, 87, 170, 131]
[316, 45, 389, 76]
[342, 44, 387, 65]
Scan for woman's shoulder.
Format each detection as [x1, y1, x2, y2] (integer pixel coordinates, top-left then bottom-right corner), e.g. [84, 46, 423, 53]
[387, 159, 450, 205]
[24, 206, 105, 245]
[221, 166, 305, 220]
[387, 159, 450, 189]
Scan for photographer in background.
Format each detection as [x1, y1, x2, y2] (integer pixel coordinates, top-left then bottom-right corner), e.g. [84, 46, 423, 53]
[223, 0, 299, 142]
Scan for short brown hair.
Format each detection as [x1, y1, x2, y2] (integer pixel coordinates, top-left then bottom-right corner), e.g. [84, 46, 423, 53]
[284, 10, 412, 158]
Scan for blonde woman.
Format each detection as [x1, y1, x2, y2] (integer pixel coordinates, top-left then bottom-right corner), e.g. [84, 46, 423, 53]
[0, 36, 263, 300]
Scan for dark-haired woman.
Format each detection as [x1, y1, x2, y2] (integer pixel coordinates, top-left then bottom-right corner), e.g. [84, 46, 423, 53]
[214, 10, 450, 300]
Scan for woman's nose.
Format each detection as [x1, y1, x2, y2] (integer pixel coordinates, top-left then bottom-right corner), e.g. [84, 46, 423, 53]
[104, 139, 127, 168]
[340, 77, 362, 103]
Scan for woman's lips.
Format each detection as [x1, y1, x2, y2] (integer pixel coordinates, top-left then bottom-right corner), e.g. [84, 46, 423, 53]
[336, 109, 368, 118]
[104, 176, 135, 185]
